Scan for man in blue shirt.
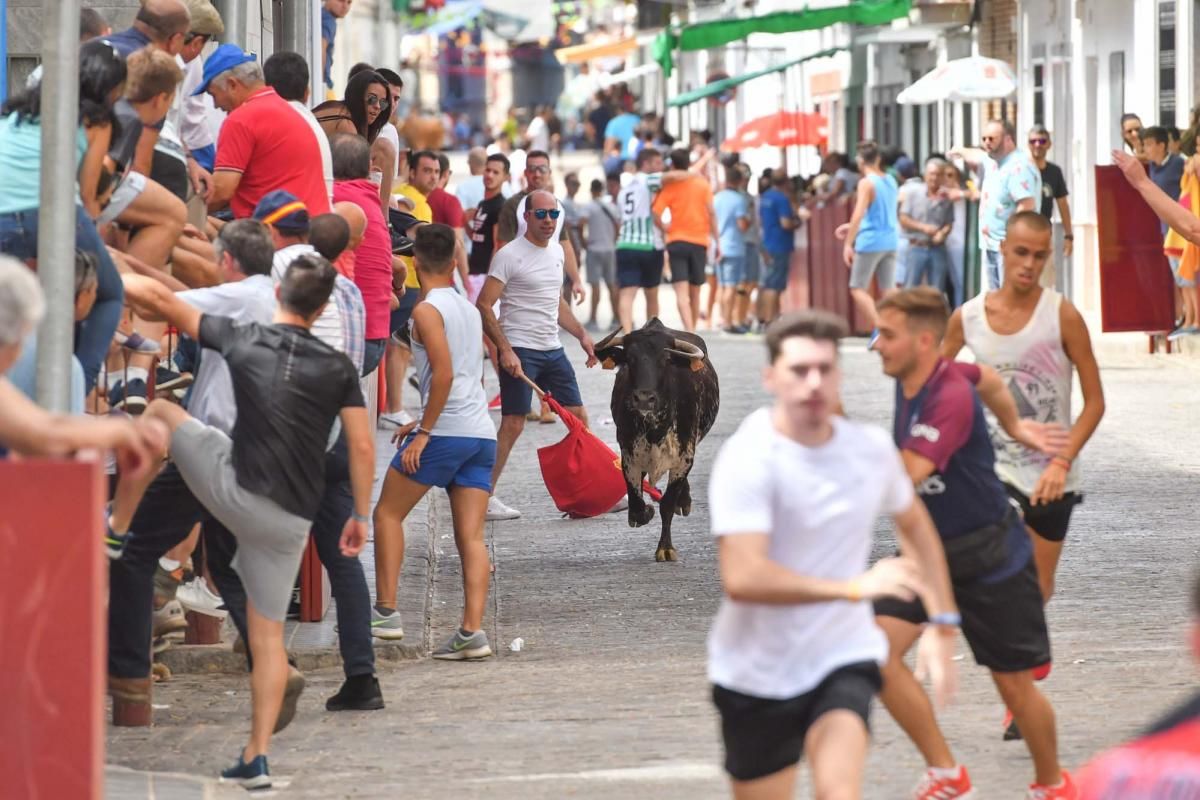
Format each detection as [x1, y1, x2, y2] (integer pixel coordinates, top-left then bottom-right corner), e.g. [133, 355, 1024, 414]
[758, 174, 800, 328]
[713, 169, 751, 333]
[322, 0, 353, 91]
[871, 287, 1077, 800]
[603, 110, 640, 161]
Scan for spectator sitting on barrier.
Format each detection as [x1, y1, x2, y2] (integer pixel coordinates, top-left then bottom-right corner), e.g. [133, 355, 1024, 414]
[0, 255, 165, 467]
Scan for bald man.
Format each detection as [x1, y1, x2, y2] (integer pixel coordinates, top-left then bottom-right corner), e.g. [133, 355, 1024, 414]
[475, 190, 597, 521]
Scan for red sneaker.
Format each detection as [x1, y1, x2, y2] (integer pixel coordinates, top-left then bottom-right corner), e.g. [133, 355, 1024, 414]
[913, 765, 975, 799]
[1032, 661, 1052, 681]
[487, 393, 501, 410]
[1027, 769, 1078, 799]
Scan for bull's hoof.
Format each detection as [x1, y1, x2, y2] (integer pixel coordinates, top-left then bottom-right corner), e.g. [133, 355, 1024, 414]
[678, 500, 692, 517]
[654, 547, 678, 562]
[628, 505, 655, 528]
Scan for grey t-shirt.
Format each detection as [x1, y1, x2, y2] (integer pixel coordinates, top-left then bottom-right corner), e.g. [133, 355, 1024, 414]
[900, 185, 954, 244]
[581, 198, 620, 252]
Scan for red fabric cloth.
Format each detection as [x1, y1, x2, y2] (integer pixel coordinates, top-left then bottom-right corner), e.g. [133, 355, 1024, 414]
[428, 187, 465, 228]
[333, 249, 355, 280]
[537, 395, 661, 518]
[214, 87, 331, 219]
[333, 179, 392, 339]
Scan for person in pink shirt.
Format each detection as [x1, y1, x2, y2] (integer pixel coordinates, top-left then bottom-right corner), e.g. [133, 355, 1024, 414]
[330, 134, 405, 375]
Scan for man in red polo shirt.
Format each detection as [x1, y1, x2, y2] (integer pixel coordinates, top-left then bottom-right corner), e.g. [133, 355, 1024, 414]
[199, 44, 331, 218]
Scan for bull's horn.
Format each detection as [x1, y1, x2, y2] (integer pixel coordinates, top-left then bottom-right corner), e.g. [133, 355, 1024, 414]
[596, 328, 625, 350]
[666, 338, 705, 360]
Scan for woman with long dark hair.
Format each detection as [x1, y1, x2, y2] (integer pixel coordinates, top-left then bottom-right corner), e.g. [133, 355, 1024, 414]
[0, 38, 127, 392]
[314, 68, 395, 209]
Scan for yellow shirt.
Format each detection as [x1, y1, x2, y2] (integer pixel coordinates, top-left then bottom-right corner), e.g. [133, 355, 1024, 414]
[395, 183, 432, 288]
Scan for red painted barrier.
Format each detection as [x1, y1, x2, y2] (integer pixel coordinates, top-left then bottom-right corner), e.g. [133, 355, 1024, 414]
[782, 195, 875, 334]
[0, 459, 105, 800]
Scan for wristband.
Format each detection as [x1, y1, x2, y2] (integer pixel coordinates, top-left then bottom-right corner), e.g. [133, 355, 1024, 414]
[352, 512, 369, 524]
[1063, 234, 1074, 240]
[846, 580, 862, 603]
[1051, 455, 1072, 469]
[929, 612, 962, 627]
[414, 426, 432, 437]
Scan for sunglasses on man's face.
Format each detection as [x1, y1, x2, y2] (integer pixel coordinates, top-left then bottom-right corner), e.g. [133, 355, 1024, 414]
[527, 165, 551, 175]
[1029, 137, 1049, 146]
[530, 208, 561, 220]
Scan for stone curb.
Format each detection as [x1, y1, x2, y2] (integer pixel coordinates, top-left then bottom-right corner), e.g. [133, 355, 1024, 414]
[157, 640, 424, 675]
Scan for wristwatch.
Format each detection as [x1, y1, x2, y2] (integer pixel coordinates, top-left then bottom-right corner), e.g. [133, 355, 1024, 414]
[929, 612, 962, 627]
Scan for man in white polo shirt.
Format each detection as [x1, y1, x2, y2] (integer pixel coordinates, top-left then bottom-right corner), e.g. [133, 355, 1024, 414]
[707, 309, 959, 799]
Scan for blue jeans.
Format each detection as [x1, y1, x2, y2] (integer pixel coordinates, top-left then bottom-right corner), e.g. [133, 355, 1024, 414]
[985, 249, 1003, 290]
[0, 205, 124, 391]
[905, 245, 949, 290]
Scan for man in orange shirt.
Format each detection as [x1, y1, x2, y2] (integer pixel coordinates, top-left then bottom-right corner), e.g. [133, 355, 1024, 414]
[653, 148, 720, 332]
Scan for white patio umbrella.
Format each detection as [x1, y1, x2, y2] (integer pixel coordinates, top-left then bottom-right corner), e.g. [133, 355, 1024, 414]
[897, 56, 1017, 105]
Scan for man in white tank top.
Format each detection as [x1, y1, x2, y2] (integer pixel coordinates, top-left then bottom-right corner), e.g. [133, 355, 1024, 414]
[943, 211, 1105, 741]
[945, 211, 1105, 603]
[370, 224, 498, 660]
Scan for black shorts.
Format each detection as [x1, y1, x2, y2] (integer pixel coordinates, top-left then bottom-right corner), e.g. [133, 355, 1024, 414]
[712, 661, 881, 782]
[1004, 483, 1082, 543]
[667, 241, 708, 286]
[150, 150, 189, 202]
[875, 556, 1050, 673]
[616, 248, 664, 289]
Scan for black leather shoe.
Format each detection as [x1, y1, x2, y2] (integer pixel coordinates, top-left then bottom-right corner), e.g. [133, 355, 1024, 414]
[325, 674, 385, 711]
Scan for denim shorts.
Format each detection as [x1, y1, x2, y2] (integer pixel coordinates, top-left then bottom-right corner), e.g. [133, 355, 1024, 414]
[391, 434, 497, 492]
[716, 255, 747, 287]
[498, 347, 583, 415]
[761, 250, 792, 292]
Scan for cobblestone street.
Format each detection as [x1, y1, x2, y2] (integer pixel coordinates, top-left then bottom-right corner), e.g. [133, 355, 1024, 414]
[107, 312, 1200, 799]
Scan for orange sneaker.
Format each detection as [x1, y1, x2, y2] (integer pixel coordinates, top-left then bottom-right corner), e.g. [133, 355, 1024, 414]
[913, 765, 975, 799]
[1027, 770, 1078, 799]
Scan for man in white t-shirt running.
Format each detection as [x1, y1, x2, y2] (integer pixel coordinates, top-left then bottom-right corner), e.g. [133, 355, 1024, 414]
[476, 190, 598, 521]
[707, 310, 959, 799]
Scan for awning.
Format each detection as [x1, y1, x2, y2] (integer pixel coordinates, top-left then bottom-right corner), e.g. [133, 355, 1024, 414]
[666, 47, 847, 108]
[597, 62, 660, 88]
[555, 36, 638, 64]
[653, 0, 911, 77]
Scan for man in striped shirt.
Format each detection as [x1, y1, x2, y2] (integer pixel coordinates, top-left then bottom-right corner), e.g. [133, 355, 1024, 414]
[615, 148, 666, 333]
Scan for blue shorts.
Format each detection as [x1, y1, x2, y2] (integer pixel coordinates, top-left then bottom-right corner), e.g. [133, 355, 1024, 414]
[499, 347, 583, 415]
[716, 255, 747, 287]
[391, 435, 496, 492]
[743, 247, 762, 284]
[762, 250, 792, 292]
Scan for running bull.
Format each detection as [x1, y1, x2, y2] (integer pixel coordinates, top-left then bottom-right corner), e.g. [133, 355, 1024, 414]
[595, 319, 719, 562]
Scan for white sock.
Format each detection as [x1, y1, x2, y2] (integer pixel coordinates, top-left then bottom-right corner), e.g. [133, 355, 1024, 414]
[928, 765, 962, 779]
[159, 557, 181, 572]
[124, 366, 149, 384]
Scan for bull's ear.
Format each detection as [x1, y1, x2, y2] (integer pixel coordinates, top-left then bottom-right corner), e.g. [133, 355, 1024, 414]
[596, 347, 625, 369]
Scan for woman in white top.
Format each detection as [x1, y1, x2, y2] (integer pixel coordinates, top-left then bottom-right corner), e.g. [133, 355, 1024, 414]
[370, 224, 497, 660]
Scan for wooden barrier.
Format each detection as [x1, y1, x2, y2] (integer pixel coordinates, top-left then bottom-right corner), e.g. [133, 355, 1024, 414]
[0, 460, 105, 800]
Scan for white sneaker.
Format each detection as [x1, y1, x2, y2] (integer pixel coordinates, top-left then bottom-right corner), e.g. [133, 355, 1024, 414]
[379, 410, 415, 428]
[486, 495, 521, 521]
[176, 577, 228, 619]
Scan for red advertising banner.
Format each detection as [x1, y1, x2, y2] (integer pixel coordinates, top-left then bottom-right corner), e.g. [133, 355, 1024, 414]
[0, 460, 105, 800]
[1094, 165, 1176, 332]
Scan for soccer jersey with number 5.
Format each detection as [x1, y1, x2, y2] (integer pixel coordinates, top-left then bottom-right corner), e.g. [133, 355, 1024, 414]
[616, 172, 663, 251]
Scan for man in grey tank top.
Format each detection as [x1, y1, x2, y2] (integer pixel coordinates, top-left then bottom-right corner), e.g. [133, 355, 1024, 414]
[942, 211, 1105, 740]
[370, 224, 498, 660]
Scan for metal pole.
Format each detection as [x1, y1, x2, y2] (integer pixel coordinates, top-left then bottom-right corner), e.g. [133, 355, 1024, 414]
[35, 0, 80, 412]
[213, 0, 247, 46]
[279, 0, 313, 89]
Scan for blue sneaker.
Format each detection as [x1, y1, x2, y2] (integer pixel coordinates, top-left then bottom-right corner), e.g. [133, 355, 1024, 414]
[105, 522, 130, 560]
[220, 753, 270, 790]
[108, 378, 148, 414]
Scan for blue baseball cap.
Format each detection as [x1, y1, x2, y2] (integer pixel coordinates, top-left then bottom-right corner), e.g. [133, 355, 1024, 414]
[192, 44, 257, 96]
